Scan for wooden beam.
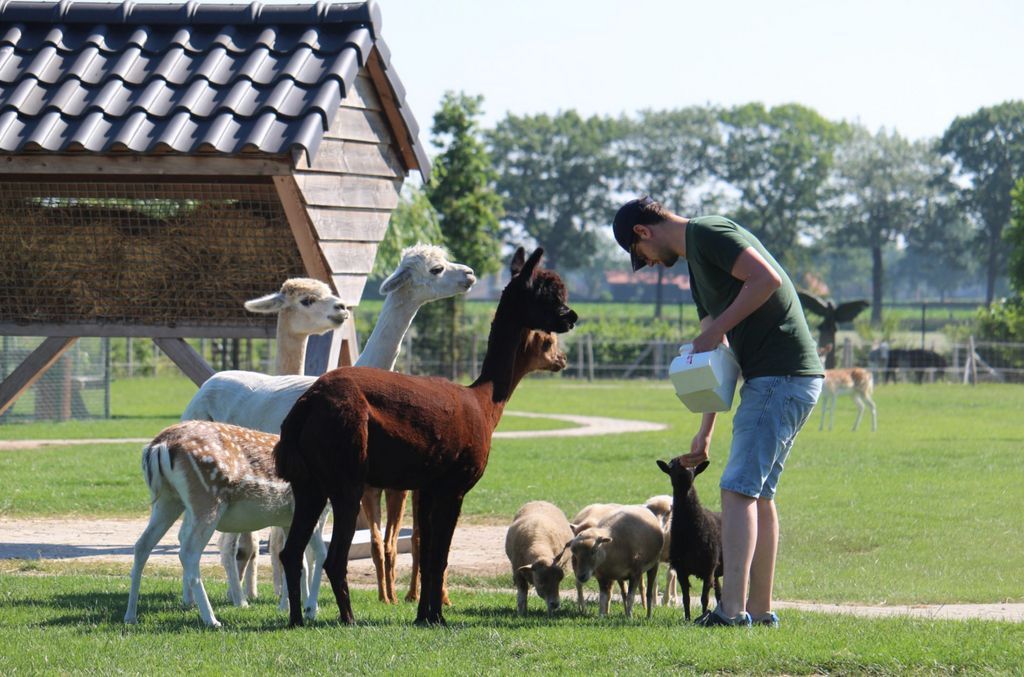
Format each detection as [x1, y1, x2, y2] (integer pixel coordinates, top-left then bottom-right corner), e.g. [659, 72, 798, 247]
[307, 206, 392, 241]
[0, 337, 78, 416]
[303, 318, 360, 375]
[365, 49, 419, 173]
[153, 338, 215, 387]
[294, 174, 401, 210]
[271, 175, 334, 287]
[0, 323, 275, 339]
[0, 154, 293, 176]
[339, 317, 360, 367]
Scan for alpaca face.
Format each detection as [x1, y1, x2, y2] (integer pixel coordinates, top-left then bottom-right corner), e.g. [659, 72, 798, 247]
[519, 331, 568, 374]
[381, 244, 477, 302]
[506, 248, 578, 334]
[244, 278, 349, 336]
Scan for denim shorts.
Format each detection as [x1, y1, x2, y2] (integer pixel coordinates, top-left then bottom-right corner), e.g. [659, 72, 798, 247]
[720, 375, 823, 500]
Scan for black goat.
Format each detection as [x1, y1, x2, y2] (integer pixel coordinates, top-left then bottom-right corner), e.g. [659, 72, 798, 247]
[656, 458, 723, 621]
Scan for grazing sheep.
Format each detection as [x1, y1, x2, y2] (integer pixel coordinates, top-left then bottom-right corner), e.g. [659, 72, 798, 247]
[656, 459, 723, 621]
[504, 501, 574, 616]
[644, 494, 679, 607]
[569, 502, 623, 610]
[567, 506, 663, 618]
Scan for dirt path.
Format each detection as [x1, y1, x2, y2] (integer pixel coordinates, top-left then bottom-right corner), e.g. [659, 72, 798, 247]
[1, 516, 1020, 622]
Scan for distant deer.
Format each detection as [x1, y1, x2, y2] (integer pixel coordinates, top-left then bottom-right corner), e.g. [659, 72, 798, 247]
[818, 345, 877, 432]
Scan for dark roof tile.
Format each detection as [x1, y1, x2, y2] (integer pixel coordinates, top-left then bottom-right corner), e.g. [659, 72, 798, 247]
[0, 0, 426, 175]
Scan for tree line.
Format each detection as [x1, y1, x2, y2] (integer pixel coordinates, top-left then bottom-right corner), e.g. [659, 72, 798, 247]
[380, 94, 1024, 332]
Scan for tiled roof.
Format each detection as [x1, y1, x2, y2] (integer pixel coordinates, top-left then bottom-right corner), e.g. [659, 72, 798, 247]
[0, 0, 427, 173]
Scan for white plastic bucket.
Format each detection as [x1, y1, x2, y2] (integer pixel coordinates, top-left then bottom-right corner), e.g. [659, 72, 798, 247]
[668, 344, 740, 413]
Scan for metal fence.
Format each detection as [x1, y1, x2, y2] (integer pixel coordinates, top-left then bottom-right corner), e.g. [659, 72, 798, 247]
[3, 335, 1022, 424]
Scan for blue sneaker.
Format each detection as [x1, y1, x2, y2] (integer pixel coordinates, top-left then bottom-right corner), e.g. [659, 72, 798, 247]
[751, 611, 779, 628]
[693, 607, 752, 627]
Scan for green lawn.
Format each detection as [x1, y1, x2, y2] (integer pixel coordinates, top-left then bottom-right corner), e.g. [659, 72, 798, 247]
[1, 378, 1022, 672]
[2, 379, 1022, 607]
[0, 565, 1020, 675]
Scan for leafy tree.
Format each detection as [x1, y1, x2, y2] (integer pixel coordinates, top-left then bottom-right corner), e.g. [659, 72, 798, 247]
[424, 91, 504, 377]
[718, 103, 845, 267]
[370, 185, 444, 280]
[623, 106, 723, 317]
[426, 92, 504, 276]
[824, 126, 948, 324]
[487, 110, 625, 271]
[939, 101, 1024, 305]
[1006, 177, 1024, 296]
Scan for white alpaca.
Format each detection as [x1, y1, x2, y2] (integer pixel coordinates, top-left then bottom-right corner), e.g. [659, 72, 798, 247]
[172, 278, 348, 611]
[182, 244, 475, 608]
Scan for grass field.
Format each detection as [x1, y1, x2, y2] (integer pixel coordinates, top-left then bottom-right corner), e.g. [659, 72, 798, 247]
[1, 376, 1022, 673]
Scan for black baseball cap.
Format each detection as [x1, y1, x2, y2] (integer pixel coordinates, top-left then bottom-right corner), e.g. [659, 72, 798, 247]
[613, 195, 658, 271]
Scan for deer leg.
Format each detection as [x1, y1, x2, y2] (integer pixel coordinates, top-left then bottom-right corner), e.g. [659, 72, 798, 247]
[818, 392, 827, 431]
[179, 505, 226, 628]
[405, 490, 422, 603]
[280, 484, 327, 627]
[383, 489, 408, 604]
[125, 494, 183, 624]
[269, 527, 286, 599]
[866, 394, 878, 431]
[239, 531, 257, 602]
[324, 483, 364, 626]
[360, 488, 387, 603]
[852, 393, 865, 431]
[302, 510, 329, 621]
[218, 532, 247, 607]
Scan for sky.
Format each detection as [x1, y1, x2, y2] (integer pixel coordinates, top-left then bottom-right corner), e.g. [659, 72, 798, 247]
[376, 0, 1023, 142]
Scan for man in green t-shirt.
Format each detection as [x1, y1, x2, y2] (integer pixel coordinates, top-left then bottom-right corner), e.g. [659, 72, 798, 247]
[613, 196, 823, 628]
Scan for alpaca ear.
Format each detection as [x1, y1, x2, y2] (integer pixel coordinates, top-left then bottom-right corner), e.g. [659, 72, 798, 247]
[656, 459, 671, 475]
[519, 247, 544, 279]
[379, 264, 413, 295]
[510, 247, 526, 276]
[694, 460, 710, 476]
[244, 292, 287, 314]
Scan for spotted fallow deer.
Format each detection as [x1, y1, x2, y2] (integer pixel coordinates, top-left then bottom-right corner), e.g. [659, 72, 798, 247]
[818, 345, 877, 432]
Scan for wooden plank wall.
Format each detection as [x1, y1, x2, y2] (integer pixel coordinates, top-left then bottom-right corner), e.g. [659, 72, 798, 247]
[293, 70, 407, 307]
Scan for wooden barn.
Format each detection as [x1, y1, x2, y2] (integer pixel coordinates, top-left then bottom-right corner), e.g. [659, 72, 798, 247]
[0, 0, 429, 416]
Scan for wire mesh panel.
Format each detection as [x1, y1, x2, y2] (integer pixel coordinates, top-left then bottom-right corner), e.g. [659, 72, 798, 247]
[0, 178, 306, 328]
[0, 336, 110, 422]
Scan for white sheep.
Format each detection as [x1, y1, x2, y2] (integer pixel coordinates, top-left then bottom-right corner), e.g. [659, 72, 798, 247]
[567, 506, 663, 618]
[504, 501, 574, 616]
[644, 494, 679, 607]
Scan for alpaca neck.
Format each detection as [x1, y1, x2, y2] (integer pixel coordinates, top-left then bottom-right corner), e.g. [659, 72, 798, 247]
[472, 305, 529, 425]
[274, 324, 307, 376]
[355, 291, 421, 370]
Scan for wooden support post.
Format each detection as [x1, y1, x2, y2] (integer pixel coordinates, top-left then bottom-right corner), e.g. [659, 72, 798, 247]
[587, 334, 595, 382]
[0, 337, 78, 416]
[153, 338, 215, 387]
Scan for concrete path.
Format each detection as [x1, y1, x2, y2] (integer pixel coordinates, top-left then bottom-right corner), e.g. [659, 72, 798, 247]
[0, 411, 667, 451]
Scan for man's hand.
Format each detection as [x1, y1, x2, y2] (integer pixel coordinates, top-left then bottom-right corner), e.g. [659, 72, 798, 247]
[691, 325, 725, 354]
[679, 431, 711, 467]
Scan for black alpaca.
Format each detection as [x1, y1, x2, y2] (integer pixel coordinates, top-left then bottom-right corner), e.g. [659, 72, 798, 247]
[656, 458, 723, 621]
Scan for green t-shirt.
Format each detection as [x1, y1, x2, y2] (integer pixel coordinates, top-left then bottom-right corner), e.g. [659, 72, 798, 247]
[685, 215, 823, 380]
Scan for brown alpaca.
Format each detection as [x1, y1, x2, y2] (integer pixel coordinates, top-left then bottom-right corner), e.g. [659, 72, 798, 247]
[402, 330, 569, 607]
[274, 248, 577, 626]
